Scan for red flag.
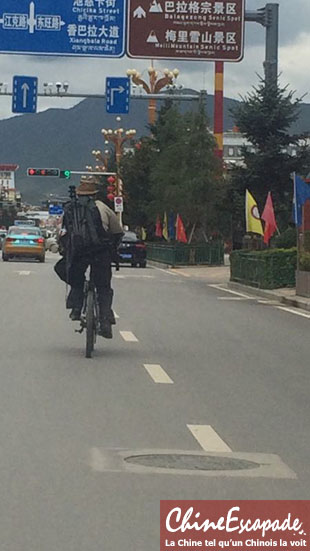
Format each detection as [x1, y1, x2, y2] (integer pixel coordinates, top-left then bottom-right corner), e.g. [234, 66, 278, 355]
[176, 214, 187, 243]
[262, 192, 277, 244]
[155, 215, 162, 237]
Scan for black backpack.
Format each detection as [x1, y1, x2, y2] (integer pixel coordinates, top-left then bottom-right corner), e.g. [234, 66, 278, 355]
[63, 195, 110, 257]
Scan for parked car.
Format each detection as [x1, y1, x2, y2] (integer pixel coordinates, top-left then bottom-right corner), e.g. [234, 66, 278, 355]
[118, 231, 147, 267]
[2, 226, 45, 262]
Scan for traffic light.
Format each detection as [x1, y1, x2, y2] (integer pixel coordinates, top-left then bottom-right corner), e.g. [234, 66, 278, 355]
[59, 170, 71, 179]
[27, 168, 60, 177]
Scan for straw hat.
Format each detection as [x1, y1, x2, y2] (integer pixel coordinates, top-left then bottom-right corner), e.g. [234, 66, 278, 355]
[76, 176, 98, 195]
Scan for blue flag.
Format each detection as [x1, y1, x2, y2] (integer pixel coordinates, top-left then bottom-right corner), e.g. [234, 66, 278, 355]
[168, 212, 175, 239]
[293, 174, 310, 226]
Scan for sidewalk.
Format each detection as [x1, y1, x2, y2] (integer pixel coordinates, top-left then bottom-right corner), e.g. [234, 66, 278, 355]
[151, 261, 310, 313]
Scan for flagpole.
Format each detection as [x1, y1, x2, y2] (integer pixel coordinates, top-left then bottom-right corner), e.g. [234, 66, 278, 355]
[293, 172, 300, 271]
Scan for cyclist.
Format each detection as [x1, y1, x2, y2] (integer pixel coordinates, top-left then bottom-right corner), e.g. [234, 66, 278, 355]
[58, 176, 123, 339]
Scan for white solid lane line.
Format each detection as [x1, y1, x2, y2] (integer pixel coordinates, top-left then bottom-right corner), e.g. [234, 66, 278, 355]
[187, 424, 232, 452]
[15, 271, 31, 275]
[277, 306, 310, 319]
[120, 331, 139, 342]
[208, 284, 252, 299]
[143, 364, 174, 384]
[217, 297, 249, 301]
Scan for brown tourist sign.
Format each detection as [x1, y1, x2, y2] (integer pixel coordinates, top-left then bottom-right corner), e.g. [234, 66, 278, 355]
[127, 0, 245, 61]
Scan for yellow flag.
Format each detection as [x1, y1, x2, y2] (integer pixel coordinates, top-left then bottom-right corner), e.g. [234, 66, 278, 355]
[141, 227, 147, 240]
[245, 190, 264, 235]
[162, 212, 168, 240]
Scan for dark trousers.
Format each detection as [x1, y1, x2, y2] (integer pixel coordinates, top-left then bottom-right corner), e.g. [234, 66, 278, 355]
[66, 251, 113, 320]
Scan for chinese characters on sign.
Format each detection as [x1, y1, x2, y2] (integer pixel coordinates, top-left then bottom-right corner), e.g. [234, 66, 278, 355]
[0, 0, 126, 57]
[128, 0, 245, 60]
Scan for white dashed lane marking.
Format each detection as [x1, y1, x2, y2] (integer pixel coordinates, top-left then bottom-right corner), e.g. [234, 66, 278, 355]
[120, 331, 139, 342]
[143, 364, 174, 384]
[14, 271, 31, 276]
[187, 424, 232, 452]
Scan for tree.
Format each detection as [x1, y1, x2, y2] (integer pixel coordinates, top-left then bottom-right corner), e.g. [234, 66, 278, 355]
[120, 101, 223, 239]
[229, 77, 310, 231]
[149, 102, 223, 237]
[120, 137, 155, 229]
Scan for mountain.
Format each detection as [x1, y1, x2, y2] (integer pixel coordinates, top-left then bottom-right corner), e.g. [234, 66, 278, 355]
[1, 90, 310, 202]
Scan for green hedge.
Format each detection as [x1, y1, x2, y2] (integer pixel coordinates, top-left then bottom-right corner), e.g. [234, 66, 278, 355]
[230, 248, 297, 289]
[147, 241, 224, 267]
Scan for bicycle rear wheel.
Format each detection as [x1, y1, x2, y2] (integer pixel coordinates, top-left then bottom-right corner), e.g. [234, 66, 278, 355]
[86, 290, 95, 358]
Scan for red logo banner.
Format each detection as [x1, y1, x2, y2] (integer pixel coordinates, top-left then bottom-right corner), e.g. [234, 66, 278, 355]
[161, 501, 310, 551]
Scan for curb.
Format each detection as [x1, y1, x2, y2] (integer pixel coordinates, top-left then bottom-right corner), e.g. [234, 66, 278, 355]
[228, 281, 310, 313]
[147, 260, 174, 269]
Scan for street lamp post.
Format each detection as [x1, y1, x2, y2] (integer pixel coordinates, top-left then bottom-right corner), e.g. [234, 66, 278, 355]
[101, 126, 136, 225]
[88, 149, 110, 174]
[127, 66, 179, 125]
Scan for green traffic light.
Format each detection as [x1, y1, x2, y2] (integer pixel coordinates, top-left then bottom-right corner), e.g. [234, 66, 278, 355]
[60, 170, 71, 179]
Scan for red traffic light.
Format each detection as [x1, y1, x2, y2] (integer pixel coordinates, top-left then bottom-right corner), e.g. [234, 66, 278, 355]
[27, 168, 60, 177]
[107, 185, 115, 192]
[107, 175, 116, 184]
[107, 193, 115, 201]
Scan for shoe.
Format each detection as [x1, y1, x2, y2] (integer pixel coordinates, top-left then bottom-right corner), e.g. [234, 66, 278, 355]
[70, 308, 81, 321]
[98, 319, 113, 339]
[110, 310, 116, 325]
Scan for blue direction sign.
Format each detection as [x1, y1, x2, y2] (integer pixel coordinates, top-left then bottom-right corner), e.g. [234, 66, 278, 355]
[49, 205, 63, 215]
[106, 77, 130, 114]
[12, 76, 38, 114]
[0, 0, 125, 58]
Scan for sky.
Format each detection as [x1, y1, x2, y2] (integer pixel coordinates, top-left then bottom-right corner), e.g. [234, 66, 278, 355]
[0, 0, 308, 119]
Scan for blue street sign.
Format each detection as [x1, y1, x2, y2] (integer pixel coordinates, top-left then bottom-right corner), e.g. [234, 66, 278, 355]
[106, 77, 130, 114]
[0, 0, 125, 58]
[49, 205, 63, 215]
[12, 76, 38, 114]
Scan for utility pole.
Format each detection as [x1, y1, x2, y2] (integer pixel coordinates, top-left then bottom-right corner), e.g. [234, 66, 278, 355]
[245, 3, 279, 87]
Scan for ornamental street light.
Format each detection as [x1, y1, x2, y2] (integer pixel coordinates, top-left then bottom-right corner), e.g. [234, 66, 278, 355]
[127, 65, 179, 125]
[101, 125, 136, 225]
[101, 127, 136, 169]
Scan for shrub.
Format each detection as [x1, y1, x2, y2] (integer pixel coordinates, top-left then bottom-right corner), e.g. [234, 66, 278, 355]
[230, 248, 297, 288]
[300, 252, 310, 271]
[273, 227, 296, 249]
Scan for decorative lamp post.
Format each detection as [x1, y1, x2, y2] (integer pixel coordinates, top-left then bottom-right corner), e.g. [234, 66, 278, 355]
[101, 126, 136, 225]
[101, 127, 136, 172]
[127, 66, 179, 125]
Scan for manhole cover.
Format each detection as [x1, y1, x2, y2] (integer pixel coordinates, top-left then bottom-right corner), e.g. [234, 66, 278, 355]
[124, 454, 259, 471]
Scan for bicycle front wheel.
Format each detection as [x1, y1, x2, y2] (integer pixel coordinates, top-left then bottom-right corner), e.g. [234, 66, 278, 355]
[86, 290, 95, 358]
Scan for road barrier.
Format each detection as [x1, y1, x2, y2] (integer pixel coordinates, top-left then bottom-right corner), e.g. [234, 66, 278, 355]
[147, 242, 224, 267]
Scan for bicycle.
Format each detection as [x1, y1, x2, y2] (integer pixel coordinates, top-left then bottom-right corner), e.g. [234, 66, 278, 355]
[75, 266, 99, 358]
